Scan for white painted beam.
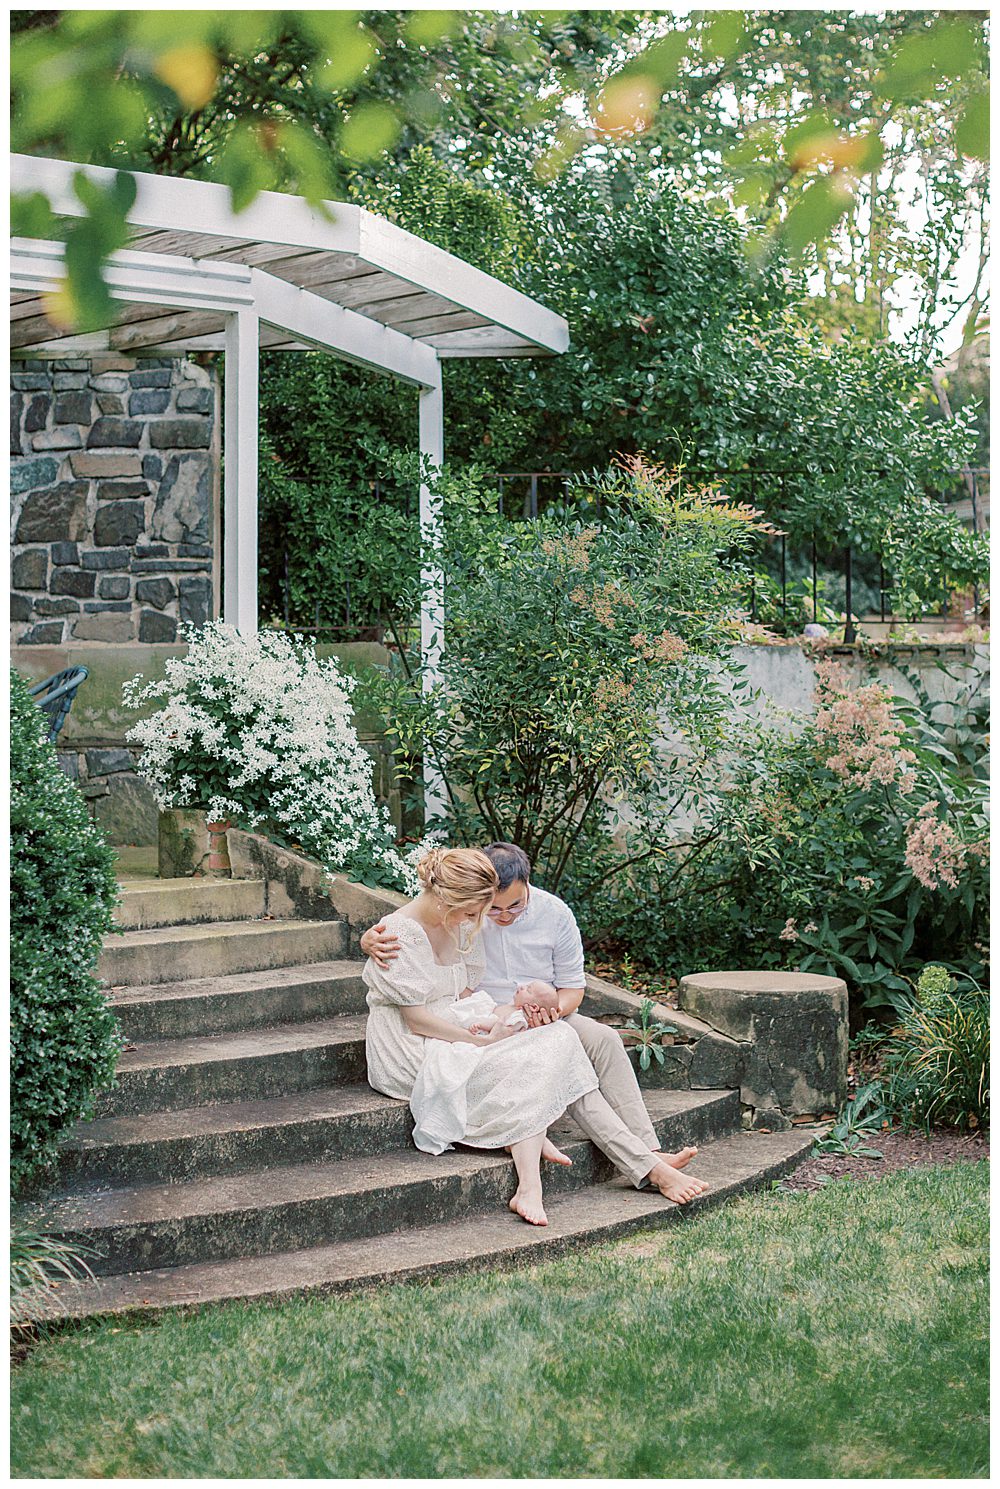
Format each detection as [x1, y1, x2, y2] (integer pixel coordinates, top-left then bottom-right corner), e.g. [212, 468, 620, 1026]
[223, 309, 259, 635]
[418, 363, 448, 825]
[250, 267, 439, 389]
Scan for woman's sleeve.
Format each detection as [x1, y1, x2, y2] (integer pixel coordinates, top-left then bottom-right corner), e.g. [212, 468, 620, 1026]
[362, 929, 430, 1007]
[462, 939, 487, 990]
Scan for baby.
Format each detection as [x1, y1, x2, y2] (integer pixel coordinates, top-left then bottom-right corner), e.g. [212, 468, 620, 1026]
[447, 979, 561, 1038]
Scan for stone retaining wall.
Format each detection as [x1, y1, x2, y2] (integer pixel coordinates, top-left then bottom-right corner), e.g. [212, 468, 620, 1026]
[11, 354, 220, 646]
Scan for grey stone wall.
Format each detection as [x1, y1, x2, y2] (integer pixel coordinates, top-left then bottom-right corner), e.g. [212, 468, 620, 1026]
[10, 354, 219, 646]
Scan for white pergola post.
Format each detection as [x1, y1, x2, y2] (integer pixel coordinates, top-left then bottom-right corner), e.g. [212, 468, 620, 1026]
[223, 308, 260, 633]
[418, 364, 448, 823]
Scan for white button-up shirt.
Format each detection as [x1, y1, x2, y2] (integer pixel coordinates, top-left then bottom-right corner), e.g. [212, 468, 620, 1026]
[476, 885, 586, 1001]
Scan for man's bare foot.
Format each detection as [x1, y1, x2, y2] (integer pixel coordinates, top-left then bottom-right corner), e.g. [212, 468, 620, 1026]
[646, 1157, 711, 1205]
[656, 1145, 697, 1171]
[541, 1138, 572, 1167]
[509, 1189, 548, 1226]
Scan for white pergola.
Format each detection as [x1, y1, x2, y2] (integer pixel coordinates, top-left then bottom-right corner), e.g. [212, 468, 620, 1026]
[9, 152, 568, 648]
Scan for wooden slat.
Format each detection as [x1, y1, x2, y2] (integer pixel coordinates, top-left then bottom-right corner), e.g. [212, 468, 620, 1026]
[422, 324, 533, 350]
[108, 309, 226, 351]
[380, 310, 486, 338]
[10, 295, 46, 321]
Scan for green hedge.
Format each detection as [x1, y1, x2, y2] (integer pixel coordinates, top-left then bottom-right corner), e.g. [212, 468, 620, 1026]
[10, 669, 123, 1194]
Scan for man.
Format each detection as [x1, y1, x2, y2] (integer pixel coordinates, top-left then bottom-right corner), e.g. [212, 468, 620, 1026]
[361, 841, 708, 1204]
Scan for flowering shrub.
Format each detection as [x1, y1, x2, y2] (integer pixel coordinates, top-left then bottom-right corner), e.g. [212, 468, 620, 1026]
[585, 652, 988, 1012]
[124, 623, 418, 894]
[362, 456, 768, 889]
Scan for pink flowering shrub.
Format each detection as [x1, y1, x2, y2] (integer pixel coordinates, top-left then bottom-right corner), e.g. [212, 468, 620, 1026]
[593, 652, 988, 1015]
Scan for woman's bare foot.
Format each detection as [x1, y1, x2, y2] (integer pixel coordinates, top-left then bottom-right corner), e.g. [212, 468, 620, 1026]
[541, 1138, 573, 1166]
[509, 1188, 548, 1226]
[656, 1145, 697, 1170]
[647, 1157, 711, 1205]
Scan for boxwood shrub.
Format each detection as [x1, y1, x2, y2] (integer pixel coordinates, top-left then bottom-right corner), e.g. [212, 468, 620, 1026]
[10, 668, 123, 1194]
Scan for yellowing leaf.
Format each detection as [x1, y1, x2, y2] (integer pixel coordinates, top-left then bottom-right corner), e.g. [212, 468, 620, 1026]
[595, 74, 659, 139]
[153, 44, 219, 110]
[41, 282, 79, 333]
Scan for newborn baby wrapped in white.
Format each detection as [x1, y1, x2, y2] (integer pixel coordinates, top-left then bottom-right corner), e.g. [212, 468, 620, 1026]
[409, 986, 528, 1154]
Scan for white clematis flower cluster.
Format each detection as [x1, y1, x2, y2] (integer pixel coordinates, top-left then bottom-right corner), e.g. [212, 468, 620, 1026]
[122, 622, 420, 894]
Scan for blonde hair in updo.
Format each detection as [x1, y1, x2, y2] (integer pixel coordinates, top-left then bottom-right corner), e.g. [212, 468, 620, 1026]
[416, 846, 499, 943]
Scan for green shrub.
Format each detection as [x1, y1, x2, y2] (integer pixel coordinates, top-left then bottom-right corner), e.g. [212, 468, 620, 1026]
[881, 966, 989, 1131]
[10, 669, 122, 1195]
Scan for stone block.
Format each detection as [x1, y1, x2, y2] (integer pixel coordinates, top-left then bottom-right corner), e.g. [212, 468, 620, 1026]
[149, 419, 210, 449]
[84, 600, 133, 613]
[176, 387, 212, 413]
[36, 596, 80, 616]
[31, 427, 84, 450]
[138, 609, 178, 643]
[20, 621, 65, 644]
[98, 576, 130, 599]
[134, 544, 169, 559]
[54, 373, 90, 390]
[81, 548, 130, 571]
[677, 970, 848, 1121]
[85, 747, 134, 775]
[51, 568, 96, 598]
[54, 391, 94, 424]
[178, 544, 212, 558]
[11, 392, 23, 455]
[90, 356, 137, 374]
[97, 480, 151, 501]
[71, 614, 136, 642]
[94, 500, 146, 547]
[87, 418, 143, 449]
[11, 549, 48, 589]
[135, 577, 176, 610]
[69, 452, 142, 479]
[56, 752, 80, 780]
[53, 359, 89, 370]
[150, 452, 210, 542]
[15, 481, 88, 543]
[129, 369, 172, 388]
[11, 372, 52, 391]
[142, 455, 163, 481]
[96, 394, 126, 415]
[159, 809, 210, 878]
[131, 559, 211, 573]
[50, 542, 80, 565]
[23, 393, 51, 434]
[10, 594, 32, 621]
[11, 456, 60, 495]
[82, 781, 111, 799]
[94, 773, 159, 846]
[179, 574, 212, 628]
[128, 390, 171, 415]
[88, 374, 130, 393]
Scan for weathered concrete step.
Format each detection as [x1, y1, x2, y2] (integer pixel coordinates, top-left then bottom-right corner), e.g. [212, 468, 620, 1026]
[26, 1092, 732, 1277]
[113, 878, 267, 930]
[108, 960, 368, 1043]
[33, 1129, 814, 1320]
[99, 918, 348, 988]
[95, 1016, 368, 1119]
[58, 1083, 739, 1193]
[582, 975, 748, 1092]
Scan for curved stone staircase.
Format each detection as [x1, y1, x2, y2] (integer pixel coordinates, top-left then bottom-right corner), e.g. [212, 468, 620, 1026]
[23, 875, 816, 1321]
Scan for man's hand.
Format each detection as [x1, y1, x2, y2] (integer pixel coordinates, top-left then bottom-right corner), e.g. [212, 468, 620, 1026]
[359, 923, 402, 968]
[522, 1003, 563, 1029]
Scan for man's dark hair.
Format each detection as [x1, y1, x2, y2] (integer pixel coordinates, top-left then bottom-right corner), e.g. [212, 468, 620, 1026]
[483, 842, 531, 890]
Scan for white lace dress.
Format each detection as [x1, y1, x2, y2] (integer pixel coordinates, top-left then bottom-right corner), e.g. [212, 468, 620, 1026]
[363, 911, 599, 1155]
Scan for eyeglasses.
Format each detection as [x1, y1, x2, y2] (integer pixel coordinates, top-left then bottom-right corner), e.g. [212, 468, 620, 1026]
[486, 890, 529, 922]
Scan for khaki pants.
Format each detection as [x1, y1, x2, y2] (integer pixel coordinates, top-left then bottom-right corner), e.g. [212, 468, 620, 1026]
[562, 1012, 661, 1188]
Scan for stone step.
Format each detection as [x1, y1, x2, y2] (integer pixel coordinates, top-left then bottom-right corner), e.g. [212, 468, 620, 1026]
[33, 1129, 814, 1321]
[108, 960, 369, 1043]
[99, 917, 348, 989]
[58, 1084, 739, 1193]
[113, 878, 268, 930]
[25, 1092, 735, 1278]
[96, 1016, 369, 1119]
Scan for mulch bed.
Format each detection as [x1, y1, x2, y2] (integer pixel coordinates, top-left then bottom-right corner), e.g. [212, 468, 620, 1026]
[780, 1126, 989, 1191]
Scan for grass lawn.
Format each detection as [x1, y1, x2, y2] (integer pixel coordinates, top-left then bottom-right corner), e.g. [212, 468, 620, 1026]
[11, 1162, 988, 1479]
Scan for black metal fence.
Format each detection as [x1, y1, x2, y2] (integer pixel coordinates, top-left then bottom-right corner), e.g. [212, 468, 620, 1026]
[263, 466, 988, 642]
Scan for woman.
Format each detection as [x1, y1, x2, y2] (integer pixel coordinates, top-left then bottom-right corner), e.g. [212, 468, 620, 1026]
[363, 846, 599, 1225]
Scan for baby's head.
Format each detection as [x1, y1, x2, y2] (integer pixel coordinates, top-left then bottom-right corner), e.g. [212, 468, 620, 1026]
[513, 979, 559, 1010]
